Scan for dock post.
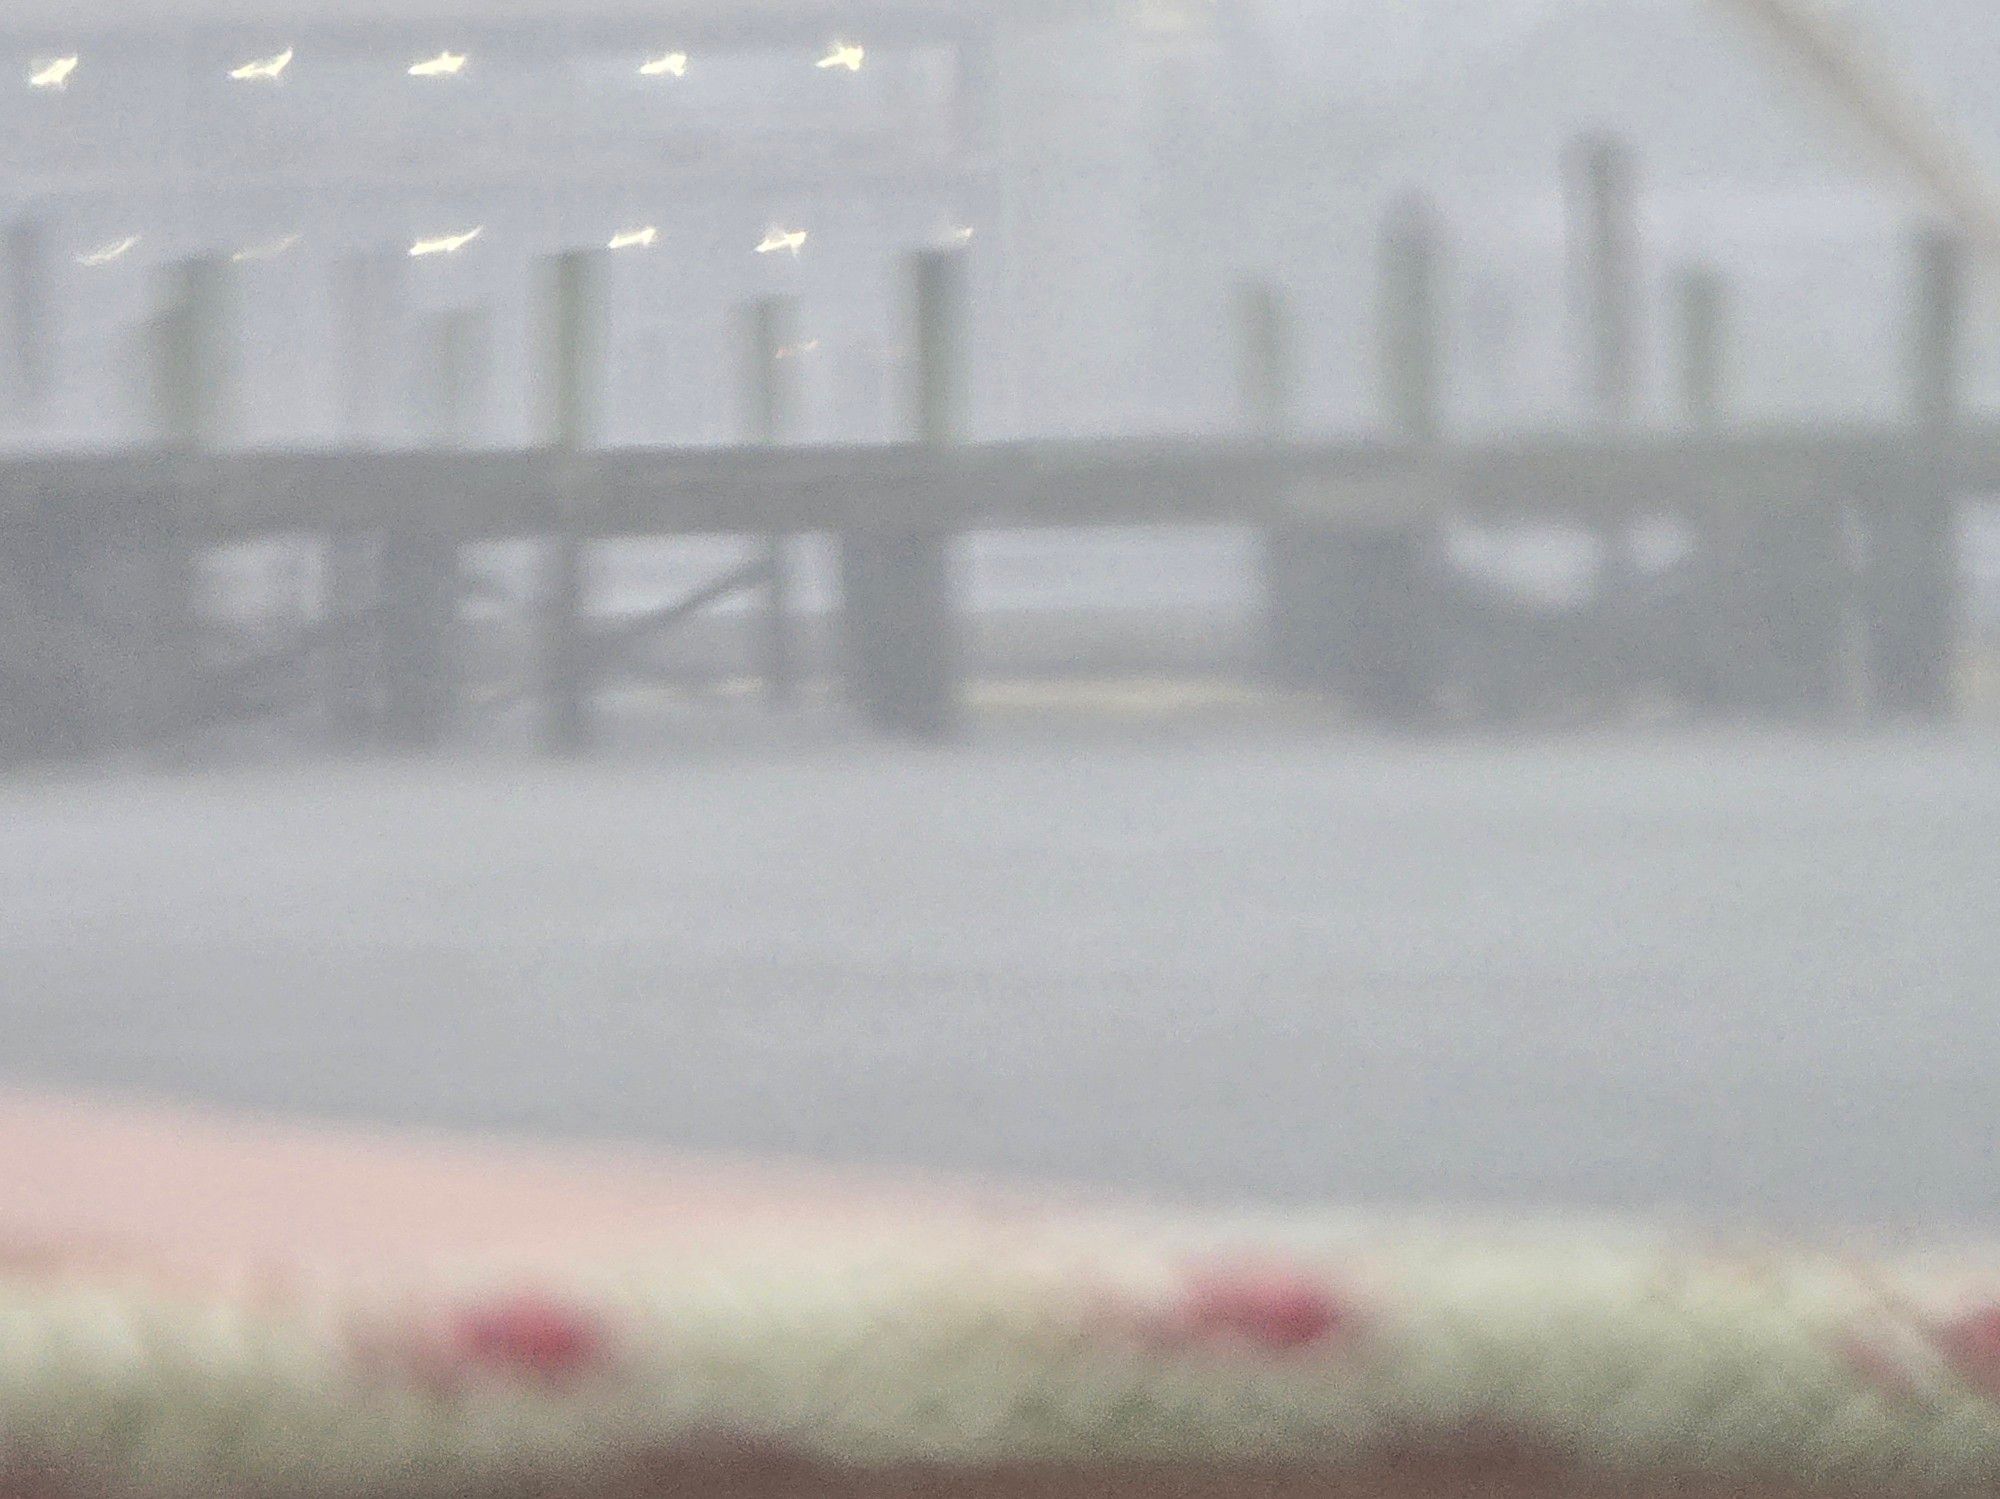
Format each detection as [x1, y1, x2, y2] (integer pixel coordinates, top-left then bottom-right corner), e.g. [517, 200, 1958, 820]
[1240, 278, 1321, 689]
[1677, 265, 1850, 722]
[144, 256, 229, 755]
[0, 484, 92, 763]
[743, 295, 800, 704]
[380, 309, 477, 751]
[1861, 227, 1963, 719]
[1744, 484, 1850, 721]
[1570, 132, 1641, 430]
[1568, 132, 1649, 715]
[1677, 263, 1748, 714]
[0, 220, 81, 760]
[325, 251, 398, 746]
[5, 220, 50, 430]
[1675, 264, 1726, 433]
[540, 251, 600, 757]
[1679, 264, 1746, 713]
[1344, 194, 1446, 726]
[839, 248, 963, 741]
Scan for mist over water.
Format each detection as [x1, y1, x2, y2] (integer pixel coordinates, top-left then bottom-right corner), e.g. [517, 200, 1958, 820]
[4, 733, 1996, 1231]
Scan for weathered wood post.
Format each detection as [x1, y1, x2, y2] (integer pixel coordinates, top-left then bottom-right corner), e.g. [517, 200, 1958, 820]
[325, 250, 399, 745]
[1570, 132, 1640, 429]
[144, 256, 229, 754]
[742, 295, 800, 703]
[839, 248, 964, 740]
[1860, 226, 1964, 719]
[379, 310, 478, 750]
[1350, 194, 1446, 725]
[1675, 265, 1727, 431]
[1240, 277, 1315, 688]
[1674, 263, 1748, 714]
[0, 219, 76, 761]
[540, 251, 600, 756]
[5, 220, 50, 428]
[1568, 132, 1650, 714]
[1675, 257, 1850, 721]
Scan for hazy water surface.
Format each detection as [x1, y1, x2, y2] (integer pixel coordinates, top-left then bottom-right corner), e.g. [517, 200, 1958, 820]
[2, 733, 1995, 1235]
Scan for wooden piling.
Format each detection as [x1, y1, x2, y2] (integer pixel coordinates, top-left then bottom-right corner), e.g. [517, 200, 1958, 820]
[1569, 132, 1641, 429]
[5, 220, 50, 428]
[144, 257, 229, 753]
[0, 219, 73, 761]
[1673, 261, 1849, 722]
[0, 486, 93, 763]
[324, 251, 400, 747]
[1859, 226, 1963, 719]
[1343, 195, 1446, 726]
[1676, 262, 1748, 713]
[1568, 133, 1651, 718]
[839, 249, 964, 741]
[540, 251, 600, 757]
[1675, 265, 1727, 431]
[379, 310, 477, 751]
[1239, 277, 1318, 689]
[743, 295, 800, 704]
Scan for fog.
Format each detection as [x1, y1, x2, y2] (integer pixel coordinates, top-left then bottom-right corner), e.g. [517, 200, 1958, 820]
[1, 0, 1996, 1228]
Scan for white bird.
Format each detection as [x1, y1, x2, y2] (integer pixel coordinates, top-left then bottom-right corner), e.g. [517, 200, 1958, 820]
[815, 42, 865, 72]
[755, 228, 808, 257]
[407, 50, 466, 78]
[29, 55, 78, 90]
[76, 235, 140, 267]
[638, 51, 688, 78]
[232, 234, 302, 263]
[229, 47, 293, 82]
[608, 227, 659, 251]
[409, 227, 483, 258]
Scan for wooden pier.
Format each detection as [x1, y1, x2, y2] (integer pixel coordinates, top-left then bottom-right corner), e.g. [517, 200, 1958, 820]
[1, 413, 1990, 757]
[0, 195, 1984, 762]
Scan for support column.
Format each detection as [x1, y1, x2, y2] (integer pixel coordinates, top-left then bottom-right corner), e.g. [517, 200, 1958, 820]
[540, 252, 599, 757]
[743, 295, 800, 704]
[1242, 277, 1320, 690]
[1568, 132, 1646, 715]
[144, 257, 229, 755]
[1739, 484, 1850, 720]
[840, 249, 963, 741]
[325, 251, 399, 746]
[1861, 227, 1963, 719]
[1676, 262, 1748, 714]
[5, 220, 50, 431]
[380, 309, 477, 751]
[0, 487, 92, 763]
[1678, 263, 1848, 721]
[1342, 195, 1446, 726]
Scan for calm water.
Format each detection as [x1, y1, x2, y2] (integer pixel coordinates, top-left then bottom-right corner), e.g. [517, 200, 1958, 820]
[2, 731, 1996, 1235]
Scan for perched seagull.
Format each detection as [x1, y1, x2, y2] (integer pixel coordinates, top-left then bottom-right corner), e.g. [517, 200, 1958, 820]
[76, 235, 140, 267]
[638, 51, 689, 77]
[607, 227, 659, 251]
[407, 50, 466, 78]
[229, 47, 293, 82]
[409, 227, 483, 258]
[28, 55, 78, 90]
[815, 42, 865, 72]
[755, 228, 808, 257]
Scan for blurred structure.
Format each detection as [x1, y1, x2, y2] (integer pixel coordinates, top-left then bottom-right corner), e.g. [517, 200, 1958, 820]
[0, 0, 1996, 763]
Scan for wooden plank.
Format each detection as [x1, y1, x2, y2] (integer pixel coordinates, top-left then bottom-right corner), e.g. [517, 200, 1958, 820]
[0, 419, 1991, 540]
